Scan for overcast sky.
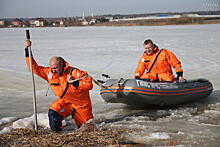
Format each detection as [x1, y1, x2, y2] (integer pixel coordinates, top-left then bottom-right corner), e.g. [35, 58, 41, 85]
[0, 0, 219, 18]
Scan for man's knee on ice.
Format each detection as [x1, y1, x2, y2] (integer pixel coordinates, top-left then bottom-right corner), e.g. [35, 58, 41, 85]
[48, 109, 64, 132]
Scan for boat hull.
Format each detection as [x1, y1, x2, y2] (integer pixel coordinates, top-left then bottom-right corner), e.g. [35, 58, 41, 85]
[100, 79, 213, 108]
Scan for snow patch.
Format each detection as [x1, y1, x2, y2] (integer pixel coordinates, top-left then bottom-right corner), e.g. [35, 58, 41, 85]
[125, 131, 171, 144]
[0, 117, 18, 126]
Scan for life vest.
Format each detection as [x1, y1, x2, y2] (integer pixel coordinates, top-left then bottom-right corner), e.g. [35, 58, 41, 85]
[25, 57, 93, 108]
[134, 48, 183, 82]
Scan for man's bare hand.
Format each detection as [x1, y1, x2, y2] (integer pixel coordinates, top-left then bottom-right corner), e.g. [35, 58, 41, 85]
[178, 76, 185, 81]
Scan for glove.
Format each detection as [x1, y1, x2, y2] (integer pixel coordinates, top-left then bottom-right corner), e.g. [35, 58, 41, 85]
[71, 80, 79, 88]
[176, 72, 183, 80]
[25, 48, 29, 57]
[135, 76, 141, 79]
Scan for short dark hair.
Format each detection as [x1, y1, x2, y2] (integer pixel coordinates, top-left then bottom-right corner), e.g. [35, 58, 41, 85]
[144, 39, 153, 45]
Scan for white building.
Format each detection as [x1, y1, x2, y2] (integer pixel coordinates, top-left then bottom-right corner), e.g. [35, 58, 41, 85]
[81, 12, 89, 25]
[60, 20, 64, 26]
[35, 20, 44, 27]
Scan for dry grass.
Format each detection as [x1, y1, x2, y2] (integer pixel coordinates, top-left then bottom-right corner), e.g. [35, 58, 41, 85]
[0, 126, 127, 147]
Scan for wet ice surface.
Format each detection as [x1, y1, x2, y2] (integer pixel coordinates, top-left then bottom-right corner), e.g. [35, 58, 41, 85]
[0, 24, 220, 146]
[109, 102, 220, 146]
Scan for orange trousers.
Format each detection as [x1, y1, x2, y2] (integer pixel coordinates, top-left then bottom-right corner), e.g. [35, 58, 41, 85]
[49, 98, 93, 127]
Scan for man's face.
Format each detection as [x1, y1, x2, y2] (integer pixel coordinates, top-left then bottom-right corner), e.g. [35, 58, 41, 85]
[50, 59, 63, 76]
[144, 43, 154, 55]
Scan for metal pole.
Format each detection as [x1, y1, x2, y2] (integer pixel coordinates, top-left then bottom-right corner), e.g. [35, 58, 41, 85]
[26, 30, 38, 133]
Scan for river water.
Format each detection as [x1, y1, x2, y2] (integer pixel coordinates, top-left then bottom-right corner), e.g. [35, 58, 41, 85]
[0, 24, 220, 146]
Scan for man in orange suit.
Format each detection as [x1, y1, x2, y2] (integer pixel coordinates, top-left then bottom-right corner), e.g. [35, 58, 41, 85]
[134, 39, 185, 82]
[25, 40, 93, 132]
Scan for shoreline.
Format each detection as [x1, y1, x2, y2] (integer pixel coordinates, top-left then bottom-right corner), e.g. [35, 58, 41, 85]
[1, 18, 220, 28]
[93, 18, 220, 27]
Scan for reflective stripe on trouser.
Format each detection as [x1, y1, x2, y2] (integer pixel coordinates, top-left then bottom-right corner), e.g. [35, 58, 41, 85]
[49, 98, 94, 128]
[48, 109, 64, 132]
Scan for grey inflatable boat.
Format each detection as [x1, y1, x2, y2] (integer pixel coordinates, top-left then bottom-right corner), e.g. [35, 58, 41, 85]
[100, 78, 213, 108]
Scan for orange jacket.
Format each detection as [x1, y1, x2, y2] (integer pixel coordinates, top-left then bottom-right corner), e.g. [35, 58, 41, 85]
[25, 57, 93, 108]
[134, 48, 183, 81]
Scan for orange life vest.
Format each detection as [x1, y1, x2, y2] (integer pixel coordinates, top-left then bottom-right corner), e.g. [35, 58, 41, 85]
[134, 48, 183, 82]
[25, 57, 93, 109]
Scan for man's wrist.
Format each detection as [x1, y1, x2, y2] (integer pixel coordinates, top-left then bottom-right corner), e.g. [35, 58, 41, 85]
[177, 72, 183, 79]
[25, 48, 29, 57]
[135, 76, 141, 79]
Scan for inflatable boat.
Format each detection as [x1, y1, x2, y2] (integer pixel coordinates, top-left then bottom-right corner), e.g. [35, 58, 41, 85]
[100, 78, 213, 108]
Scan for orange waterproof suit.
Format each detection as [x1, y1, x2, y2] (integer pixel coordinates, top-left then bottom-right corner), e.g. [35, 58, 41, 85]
[134, 48, 183, 82]
[25, 57, 93, 127]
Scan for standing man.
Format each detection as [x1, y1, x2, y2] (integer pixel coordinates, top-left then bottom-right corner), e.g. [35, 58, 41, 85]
[25, 40, 93, 132]
[134, 39, 185, 82]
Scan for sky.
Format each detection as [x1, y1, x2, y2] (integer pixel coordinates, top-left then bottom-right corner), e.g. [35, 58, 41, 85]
[0, 0, 219, 18]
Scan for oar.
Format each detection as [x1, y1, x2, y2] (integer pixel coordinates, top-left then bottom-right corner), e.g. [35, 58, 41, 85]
[26, 30, 38, 133]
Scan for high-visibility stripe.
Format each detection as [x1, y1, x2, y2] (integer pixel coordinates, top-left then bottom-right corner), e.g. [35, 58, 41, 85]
[100, 86, 211, 96]
[101, 86, 209, 92]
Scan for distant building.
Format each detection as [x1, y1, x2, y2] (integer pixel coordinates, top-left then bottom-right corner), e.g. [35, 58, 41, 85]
[81, 12, 97, 25]
[82, 20, 89, 26]
[35, 19, 44, 27]
[22, 20, 30, 27]
[60, 20, 64, 26]
[52, 21, 60, 26]
[108, 17, 114, 22]
[29, 19, 45, 27]
[0, 20, 5, 27]
[89, 12, 96, 24]
[184, 14, 200, 17]
[10, 19, 22, 27]
[89, 19, 96, 24]
[59, 19, 68, 27]
[96, 17, 110, 23]
[81, 12, 89, 26]
[29, 20, 36, 27]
